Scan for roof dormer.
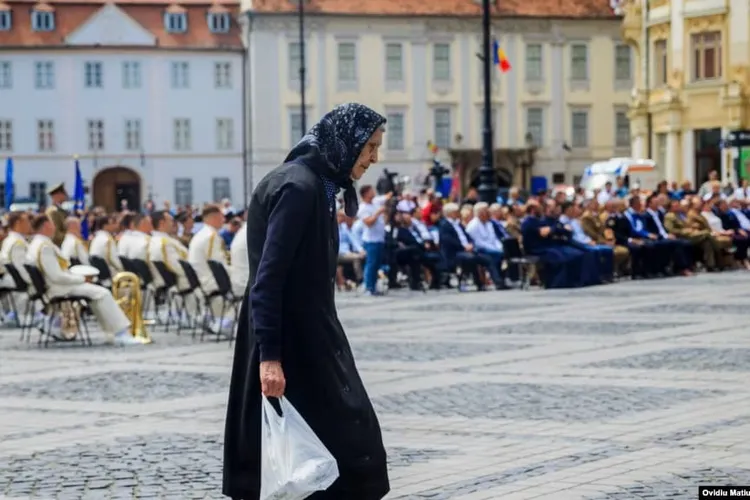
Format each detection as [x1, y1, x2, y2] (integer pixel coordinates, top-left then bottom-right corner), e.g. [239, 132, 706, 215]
[164, 4, 187, 33]
[0, 3, 11, 31]
[207, 4, 229, 34]
[31, 2, 55, 32]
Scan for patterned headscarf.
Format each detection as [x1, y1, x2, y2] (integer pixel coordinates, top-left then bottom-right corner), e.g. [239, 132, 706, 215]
[285, 103, 386, 217]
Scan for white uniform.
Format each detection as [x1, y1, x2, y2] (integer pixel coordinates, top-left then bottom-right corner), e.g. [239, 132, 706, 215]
[89, 230, 123, 278]
[60, 233, 90, 266]
[148, 231, 189, 290]
[120, 231, 151, 261]
[188, 225, 227, 294]
[229, 223, 248, 296]
[27, 234, 130, 335]
[0, 231, 32, 314]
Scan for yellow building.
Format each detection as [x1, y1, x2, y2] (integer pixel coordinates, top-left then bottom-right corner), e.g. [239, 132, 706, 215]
[622, 0, 749, 187]
[242, 0, 631, 188]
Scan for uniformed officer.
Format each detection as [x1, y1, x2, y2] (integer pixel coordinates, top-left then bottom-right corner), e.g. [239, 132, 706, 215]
[45, 183, 69, 247]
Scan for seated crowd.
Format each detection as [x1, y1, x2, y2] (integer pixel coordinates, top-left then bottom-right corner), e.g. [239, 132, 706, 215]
[0, 203, 249, 346]
[336, 180, 750, 294]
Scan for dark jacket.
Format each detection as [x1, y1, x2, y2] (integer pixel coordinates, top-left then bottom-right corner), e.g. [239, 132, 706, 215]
[223, 155, 389, 500]
[437, 218, 470, 266]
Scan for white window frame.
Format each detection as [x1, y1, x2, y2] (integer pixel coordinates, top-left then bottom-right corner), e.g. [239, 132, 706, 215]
[337, 41, 357, 89]
[288, 41, 306, 87]
[207, 12, 229, 33]
[30, 182, 47, 204]
[0, 120, 12, 151]
[87, 119, 104, 151]
[171, 61, 189, 88]
[525, 107, 544, 147]
[125, 119, 141, 151]
[0, 11, 11, 31]
[34, 61, 54, 89]
[84, 61, 103, 88]
[164, 12, 187, 33]
[173, 118, 191, 151]
[571, 109, 589, 148]
[0, 61, 10, 88]
[385, 111, 405, 151]
[31, 10, 54, 31]
[614, 44, 632, 82]
[214, 61, 232, 89]
[122, 61, 141, 89]
[433, 43, 451, 82]
[615, 110, 630, 148]
[433, 108, 452, 149]
[216, 118, 233, 150]
[289, 111, 305, 146]
[37, 119, 54, 152]
[212, 177, 231, 201]
[525, 43, 543, 81]
[385, 43, 403, 83]
[174, 178, 193, 206]
[691, 31, 722, 82]
[570, 43, 589, 82]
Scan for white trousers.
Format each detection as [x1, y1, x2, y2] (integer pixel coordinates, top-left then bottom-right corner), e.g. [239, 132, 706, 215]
[51, 283, 130, 335]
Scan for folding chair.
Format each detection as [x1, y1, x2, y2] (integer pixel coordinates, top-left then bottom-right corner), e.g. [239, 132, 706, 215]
[131, 258, 163, 319]
[207, 260, 242, 345]
[502, 238, 539, 290]
[119, 257, 137, 274]
[152, 260, 197, 335]
[178, 260, 231, 341]
[23, 264, 93, 347]
[3, 263, 28, 332]
[89, 256, 112, 284]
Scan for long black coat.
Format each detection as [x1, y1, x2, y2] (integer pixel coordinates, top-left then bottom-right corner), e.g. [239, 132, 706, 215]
[223, 154, 390, 500]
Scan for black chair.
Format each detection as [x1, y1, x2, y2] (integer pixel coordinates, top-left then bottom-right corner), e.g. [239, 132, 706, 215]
[131, 258, 163, 319]
[153, 260, 197, 335]
[119, 257, 137, 274]
[23, 264, 93, 347]
[502, 238, 539, 290]
[3, 263, 28, 332]
[89, 256, 112, 284]
[207, 260, 242, 344]
[70, 257, 82, 267]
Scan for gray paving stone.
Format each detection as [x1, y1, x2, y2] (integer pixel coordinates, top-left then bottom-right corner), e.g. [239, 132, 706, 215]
[0, 371, 230, 403]
[411, 302, 553, 313]
[586, 347, 750, 372]
[350, 341, 529, 362]
[0, 434, 447, 499]
[470, 320, 689, 336]
[372, 382, 723, 422]
[627, 302, 747, 315]
[338, 317, 403, 328]
[584, 467, 750, 499]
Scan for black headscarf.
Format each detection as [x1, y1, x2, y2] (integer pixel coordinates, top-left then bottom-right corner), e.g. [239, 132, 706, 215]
[284, 103, 386, 217]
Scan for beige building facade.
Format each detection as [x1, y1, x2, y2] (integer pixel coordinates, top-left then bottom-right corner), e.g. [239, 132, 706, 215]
[241, 1, 630, 189]
[622, 0, 750, 187]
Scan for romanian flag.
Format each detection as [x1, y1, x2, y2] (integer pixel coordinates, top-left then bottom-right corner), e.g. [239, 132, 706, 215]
[492, 39, 511, 73]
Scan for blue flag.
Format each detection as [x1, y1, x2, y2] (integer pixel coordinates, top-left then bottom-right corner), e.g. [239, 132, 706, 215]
[74, 159, 89, 239]
[4, 157, 13, 211]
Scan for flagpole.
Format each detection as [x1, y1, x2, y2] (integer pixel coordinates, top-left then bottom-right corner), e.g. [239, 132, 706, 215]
[478, 0, 497, 204]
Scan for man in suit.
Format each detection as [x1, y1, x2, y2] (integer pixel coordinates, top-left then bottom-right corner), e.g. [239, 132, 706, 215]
[465, 202, 507, 289]
[607, 199, 655, 278]
[437, 203, 486, 290]
[45, 183, 68, 247]
[716, 198, 750, 269]
[559, 201, 614, 282]
[642, 193, 693, 275]
[395, 204, 445, 289]
[580, 199, 629, 274]
[663, 199, 717, 270]
[489, 203, 520, 282]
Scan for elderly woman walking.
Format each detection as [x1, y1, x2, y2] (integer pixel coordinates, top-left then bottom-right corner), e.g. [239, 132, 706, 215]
[223, 103, 390, 500]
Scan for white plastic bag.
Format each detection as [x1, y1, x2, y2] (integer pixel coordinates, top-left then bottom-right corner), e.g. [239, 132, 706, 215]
[260, 395, 340, 500]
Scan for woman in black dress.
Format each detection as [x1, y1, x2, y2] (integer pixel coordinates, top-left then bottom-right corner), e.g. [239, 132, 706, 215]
[223, 103, 390, 500]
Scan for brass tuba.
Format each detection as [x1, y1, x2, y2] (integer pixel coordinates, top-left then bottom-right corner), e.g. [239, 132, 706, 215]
[112, 271, 152, 344]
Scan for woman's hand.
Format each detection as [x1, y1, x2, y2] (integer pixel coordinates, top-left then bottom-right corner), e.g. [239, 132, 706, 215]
[260, 361, 286, 397]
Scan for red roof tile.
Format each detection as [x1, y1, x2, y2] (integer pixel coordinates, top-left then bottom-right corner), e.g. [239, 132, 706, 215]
[250, 0, 618, 18]
[0, 1, 242, 48]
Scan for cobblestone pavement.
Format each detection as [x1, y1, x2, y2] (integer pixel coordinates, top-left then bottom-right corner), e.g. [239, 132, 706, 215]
[1, 272, 750, 499]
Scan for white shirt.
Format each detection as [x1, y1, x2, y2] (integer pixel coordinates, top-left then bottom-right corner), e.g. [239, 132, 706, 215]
[229, 223, 249, 294]
[448, 218, 470, 247]
[646, 209, 669, 238]
[411, 219, 433, 242]
[596, 190, 611, 205]
[60, 233, 90, 265]
[122, 231, 151, 261]
[89, 230, 123, 275]
[701, 210, 725, 232]
[732, 208, 750, 230]
[1, 231, 31, 285]
[465, 217, 503, 252]
[356, 195, 387, 243]
[734, 187, 750, 200]
[117, 230, 134, 257]
[188, 225, 227, 292]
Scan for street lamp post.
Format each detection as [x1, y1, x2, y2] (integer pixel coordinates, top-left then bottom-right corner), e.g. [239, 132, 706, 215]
[477, 0, 497, 204]
[298, 0, 307, 135]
